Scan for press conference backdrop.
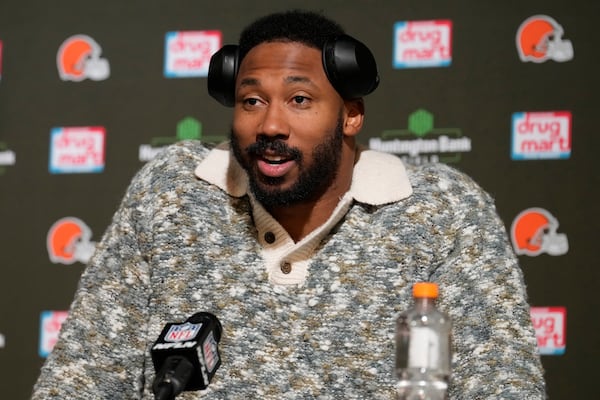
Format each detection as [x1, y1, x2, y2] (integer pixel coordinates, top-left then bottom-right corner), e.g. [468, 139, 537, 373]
[0, 0, 597, 398]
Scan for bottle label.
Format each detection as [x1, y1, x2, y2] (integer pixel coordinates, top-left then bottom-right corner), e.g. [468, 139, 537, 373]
[408, 327, 440, 368]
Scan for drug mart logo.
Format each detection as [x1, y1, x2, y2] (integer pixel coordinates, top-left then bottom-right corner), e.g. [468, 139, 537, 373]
[39, 310, 68, 357]
[369, 109, 471, 164]
[47, 217, 97, 265]
[393, 19, 452, 68]
[49, 126, 106, 173]
[0, 141, 16, 175]
[57, 34, 110, 81]
[511, 208, 568, 257]
[164, 30, 222, 78]
[139, 117, 226, 162]
[530, 306, 566, 355]
[516, 15, 573, 63]
[511, 111, 571, 160]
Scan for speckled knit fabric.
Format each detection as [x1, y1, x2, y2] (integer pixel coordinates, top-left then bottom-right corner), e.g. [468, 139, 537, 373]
[32, 140, 545, 399]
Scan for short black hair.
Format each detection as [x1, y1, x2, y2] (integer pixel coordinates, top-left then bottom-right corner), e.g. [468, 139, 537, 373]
[238, 10, 345, 61]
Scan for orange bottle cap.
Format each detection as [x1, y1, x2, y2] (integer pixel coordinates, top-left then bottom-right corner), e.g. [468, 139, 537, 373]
[413, 282, 439, 298]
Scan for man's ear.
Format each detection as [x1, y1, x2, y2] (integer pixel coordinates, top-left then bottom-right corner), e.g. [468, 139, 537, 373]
[343, 99, 365, 137]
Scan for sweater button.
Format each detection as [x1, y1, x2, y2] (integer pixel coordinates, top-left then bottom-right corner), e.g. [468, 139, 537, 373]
[280, 261, 292, 274]
[264, 231, 276, 244]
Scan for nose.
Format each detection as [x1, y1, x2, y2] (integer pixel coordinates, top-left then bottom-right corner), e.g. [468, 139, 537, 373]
[258, 103, 290, 140]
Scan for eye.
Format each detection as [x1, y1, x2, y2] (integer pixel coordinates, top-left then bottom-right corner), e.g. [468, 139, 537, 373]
[244, 98, 259, 106]
[293, 96, 306, 103]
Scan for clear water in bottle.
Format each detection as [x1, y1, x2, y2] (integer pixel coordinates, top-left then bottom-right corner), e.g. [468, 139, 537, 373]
[395, 282, 451, 400]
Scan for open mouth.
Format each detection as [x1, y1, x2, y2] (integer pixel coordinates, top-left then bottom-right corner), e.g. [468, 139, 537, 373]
[257, 155, 295, 177]
[262, 155, 290, 164]
[245, 140, 301, 179]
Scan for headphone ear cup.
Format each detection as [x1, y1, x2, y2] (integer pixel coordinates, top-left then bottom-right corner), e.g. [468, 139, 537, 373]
[322, 34, 380, 99]
[207, 44, 239, 107]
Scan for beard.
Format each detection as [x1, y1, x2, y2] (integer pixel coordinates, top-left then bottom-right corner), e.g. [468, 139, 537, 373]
[231, 117, 344, 209]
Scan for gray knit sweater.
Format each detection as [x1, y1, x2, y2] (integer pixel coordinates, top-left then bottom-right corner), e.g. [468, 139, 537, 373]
[32, 141, 545, 399]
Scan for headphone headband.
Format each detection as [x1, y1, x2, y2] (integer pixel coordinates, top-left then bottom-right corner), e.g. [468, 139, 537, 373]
[207, 35, 379, 107]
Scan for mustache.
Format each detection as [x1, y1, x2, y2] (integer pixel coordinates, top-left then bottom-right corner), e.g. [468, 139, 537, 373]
[245, 138, 302, 160]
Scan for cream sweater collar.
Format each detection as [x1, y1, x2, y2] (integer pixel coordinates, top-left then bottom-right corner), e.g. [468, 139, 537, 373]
[194, 142, 413, 205]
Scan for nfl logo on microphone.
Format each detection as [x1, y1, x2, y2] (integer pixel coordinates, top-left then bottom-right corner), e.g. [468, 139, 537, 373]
[165, 322, 201, 342]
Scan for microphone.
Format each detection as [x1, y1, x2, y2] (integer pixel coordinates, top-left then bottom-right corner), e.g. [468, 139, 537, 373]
[151, 312, 223, 400]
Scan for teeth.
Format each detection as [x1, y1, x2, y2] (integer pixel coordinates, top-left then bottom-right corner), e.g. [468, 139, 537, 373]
[264, 156, 286, 164]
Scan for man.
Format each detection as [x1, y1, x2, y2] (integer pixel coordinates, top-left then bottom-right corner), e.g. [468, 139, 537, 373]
[32, 10, 546, 399]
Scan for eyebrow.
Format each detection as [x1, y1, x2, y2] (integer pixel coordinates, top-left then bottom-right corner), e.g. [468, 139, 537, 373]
[285, 76, 314, 86]
[238, 75, 317, 88]
[239, 77, 259, 88]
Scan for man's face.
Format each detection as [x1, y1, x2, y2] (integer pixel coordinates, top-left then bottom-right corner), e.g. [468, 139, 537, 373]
[230, 41, 347, 208]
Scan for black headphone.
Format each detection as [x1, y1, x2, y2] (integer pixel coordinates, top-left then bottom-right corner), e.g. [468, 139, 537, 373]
[207, 34, 380, 107]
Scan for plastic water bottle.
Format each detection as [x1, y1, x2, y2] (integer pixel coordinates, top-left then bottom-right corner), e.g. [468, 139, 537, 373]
[395, 282, 451, 400]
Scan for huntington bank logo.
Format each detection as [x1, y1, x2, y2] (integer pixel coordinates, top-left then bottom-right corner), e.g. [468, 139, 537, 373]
[49, 126, 106, 173]
[47, 217, 97, 265]
[139, 117, 226, 162]
[369, 109, 471, 164]
[516, 15, 573, 63]
[393, 20, 452, 68]
[164, 30, 222, 78]
[511, 111, 571, 160]
[511, 208, 569, 257]
[57, 35, 110, 81]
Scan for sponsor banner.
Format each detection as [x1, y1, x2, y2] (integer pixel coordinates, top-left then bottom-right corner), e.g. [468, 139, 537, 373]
[511, 111, 571, 160]
[57, 35, 110, 81]
[511, 208, 569, 256]
[47, 217, 97, 265]
[393, 20, 452, 68]
[39, 311, 68, 357]
[369, 108, 471, 164]
[516, 15, 573, 63]
[139, 117, 226, 162]
[49, 126, 106, 173]
[164, 30, 222, 78]
[531, 307, 566, 355]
